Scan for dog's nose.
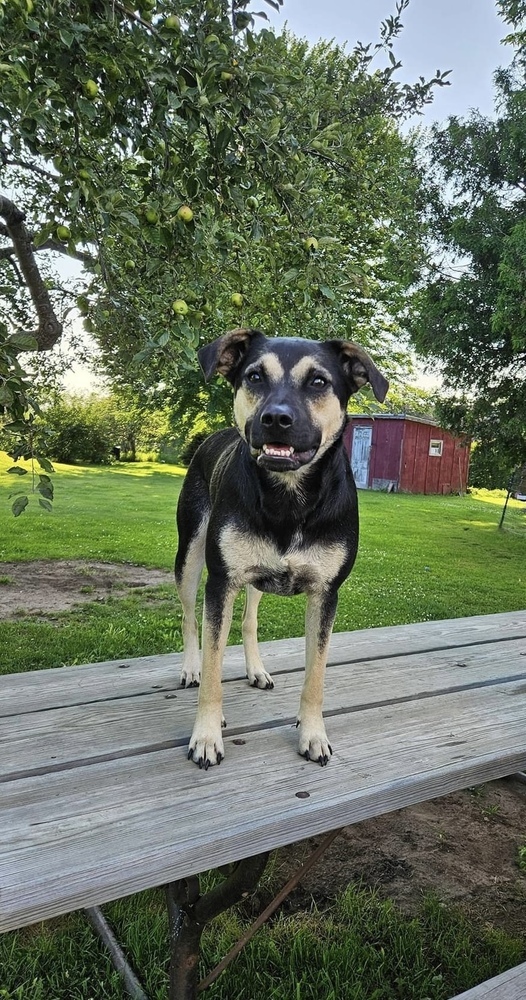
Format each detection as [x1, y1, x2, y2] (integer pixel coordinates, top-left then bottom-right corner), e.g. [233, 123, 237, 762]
[260, 404, 294, 430]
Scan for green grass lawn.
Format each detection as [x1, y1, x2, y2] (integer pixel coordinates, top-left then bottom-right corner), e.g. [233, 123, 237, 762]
[0, 452, 524, 672]
[1, 452, 525, 999]
[0, 453, 185, 567]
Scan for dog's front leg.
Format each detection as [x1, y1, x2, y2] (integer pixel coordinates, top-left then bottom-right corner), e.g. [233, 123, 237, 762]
[188, 577, 236, 769]
[296, 588, 338, 766]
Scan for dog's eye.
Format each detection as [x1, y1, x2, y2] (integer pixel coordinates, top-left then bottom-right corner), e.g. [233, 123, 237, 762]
[246, 370, 262, 384]
[310, 374, 327, 388]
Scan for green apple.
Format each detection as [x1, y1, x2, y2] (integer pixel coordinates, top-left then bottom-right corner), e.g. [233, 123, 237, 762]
[56, 224, 71, 241]
[84, 79, 99, 100]
[172, 299, 189, 316]
[124, 259, 136, 271]
[231, 292, 243, 308]
[221, 71, 234, 81]
[304, 236, 318, 252]
[177, 205, 194, 223]
[144, 208, 159, 224]
[164, 14, 180, 29]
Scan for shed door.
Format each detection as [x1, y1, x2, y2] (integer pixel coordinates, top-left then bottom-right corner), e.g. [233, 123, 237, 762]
[351, 426, 372, 488]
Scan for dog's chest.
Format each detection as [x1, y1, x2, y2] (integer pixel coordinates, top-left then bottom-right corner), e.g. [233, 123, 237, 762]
[219, 524, 346, 595]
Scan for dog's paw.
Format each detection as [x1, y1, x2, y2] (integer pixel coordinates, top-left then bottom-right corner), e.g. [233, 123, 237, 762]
[297, 719, 332, 767]
[187, 725, 225, 770]
[180, 662, 201, 688]
[246, 664, 274, 690]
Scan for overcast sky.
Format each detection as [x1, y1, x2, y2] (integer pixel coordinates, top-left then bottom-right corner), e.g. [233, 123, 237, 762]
[265, 0, 511, 124]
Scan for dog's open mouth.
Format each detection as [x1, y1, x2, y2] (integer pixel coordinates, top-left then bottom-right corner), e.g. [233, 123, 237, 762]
[255, 443, 317, 470]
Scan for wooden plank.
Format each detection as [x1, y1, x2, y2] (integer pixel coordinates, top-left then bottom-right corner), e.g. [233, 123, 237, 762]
[2, 681, 526, 931]
[2, 637, 526, 780]
[2, 611, 525, 716]
[450, 962, 526, 998]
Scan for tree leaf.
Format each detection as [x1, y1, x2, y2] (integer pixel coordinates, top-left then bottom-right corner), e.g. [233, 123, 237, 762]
[37, 483, 54, 500]
[5, 333, 39, 352]
[0, 385, 14, 405]
[3, 420, 28, 433]
[38, 498, 53, 512]
[7, 466, 28, 476]
[12, 496, 29, 517]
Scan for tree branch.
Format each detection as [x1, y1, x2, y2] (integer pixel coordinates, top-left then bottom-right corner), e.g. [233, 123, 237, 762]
[113, 1, 162, 37]
[7, 155, 57, 182]
[0, 193, 62, 350]
[37, 237, 95, 266]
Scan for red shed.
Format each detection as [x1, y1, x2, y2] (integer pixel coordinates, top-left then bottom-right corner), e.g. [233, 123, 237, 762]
[343, 414, 470, 494]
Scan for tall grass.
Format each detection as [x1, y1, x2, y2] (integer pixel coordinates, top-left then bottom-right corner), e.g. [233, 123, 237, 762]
[1, 886, 524, 999]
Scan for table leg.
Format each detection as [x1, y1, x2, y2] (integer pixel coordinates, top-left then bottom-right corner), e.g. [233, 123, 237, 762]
[165, 852, 270, 999]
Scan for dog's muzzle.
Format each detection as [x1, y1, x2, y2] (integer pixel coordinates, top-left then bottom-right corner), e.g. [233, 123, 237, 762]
[249, 402, 319, 471]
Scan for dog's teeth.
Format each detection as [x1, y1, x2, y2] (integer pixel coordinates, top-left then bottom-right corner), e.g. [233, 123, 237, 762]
[262, 445, 294, 457]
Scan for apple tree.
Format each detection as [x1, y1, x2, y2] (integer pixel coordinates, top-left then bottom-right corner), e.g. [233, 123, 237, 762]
[0, 0, 447, 471]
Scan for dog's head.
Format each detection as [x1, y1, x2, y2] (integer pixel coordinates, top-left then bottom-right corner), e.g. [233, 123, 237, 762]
[198, 328, 388, 473]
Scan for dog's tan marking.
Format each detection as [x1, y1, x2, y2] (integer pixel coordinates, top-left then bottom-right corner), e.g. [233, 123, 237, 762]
[219, 524, 347, 591]
[234, 386, 258, 438]
[289, 356, 331, 385]
[307, 393, 345, 449]
[257, 351, 285, 383]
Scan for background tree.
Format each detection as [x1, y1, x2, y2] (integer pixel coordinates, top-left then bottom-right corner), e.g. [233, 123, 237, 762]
[404, 0, 526, 484]
[7, 391, 177, 465]
[0, 0, 448, 449]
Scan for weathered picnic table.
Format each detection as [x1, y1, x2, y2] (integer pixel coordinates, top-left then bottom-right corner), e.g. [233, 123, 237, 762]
[1, 610, 526, 999]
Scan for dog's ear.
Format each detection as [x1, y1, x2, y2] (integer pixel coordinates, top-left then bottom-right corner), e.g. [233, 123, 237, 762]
[198, 328, 261, 384]
[329, 340, 389, 403]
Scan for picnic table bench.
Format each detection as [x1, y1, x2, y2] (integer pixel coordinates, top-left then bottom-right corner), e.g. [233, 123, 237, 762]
[1, 609, 526, 999]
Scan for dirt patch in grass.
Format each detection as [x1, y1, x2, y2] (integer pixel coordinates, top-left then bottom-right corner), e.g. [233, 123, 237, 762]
[279, 777, 526, 938]
[0, 559, 173, 618]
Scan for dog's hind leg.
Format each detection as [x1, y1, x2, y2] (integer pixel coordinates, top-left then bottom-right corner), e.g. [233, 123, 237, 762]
[296, 588, 338, 766]
[188, 575, 236, 768]
[175, 492, 209, 687]
[242, 585, 274, 689]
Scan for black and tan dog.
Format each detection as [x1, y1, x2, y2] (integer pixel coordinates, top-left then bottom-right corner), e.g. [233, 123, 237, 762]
[175, 328, 388, 769]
